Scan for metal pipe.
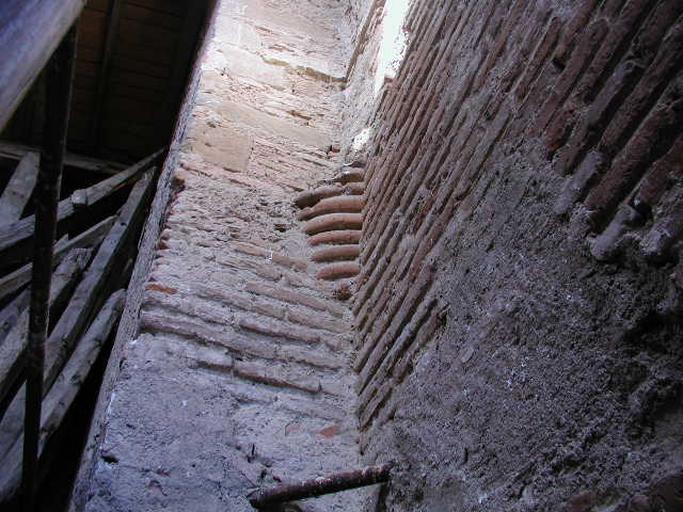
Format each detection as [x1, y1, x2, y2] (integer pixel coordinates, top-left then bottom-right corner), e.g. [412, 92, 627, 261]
[22, 26, 77, 512]
[248, 463, 392, 509]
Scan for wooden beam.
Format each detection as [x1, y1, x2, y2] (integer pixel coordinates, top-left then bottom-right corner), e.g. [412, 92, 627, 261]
[0, 249, 91, 427]
[0, 290, 125, 502]
[0, 252, 92, 473]
[0, 149, 162, 270]
[0, 152, 39, 225]
[0, 169, 155, 433]
[0, 141, 125, 175]
[0, 0, 87, 131]
[0, 171, 154, 493]
[0, 216, 115, 303]
[92, 0, 123, 152]
[0, 290, 29, 345]
[43, 170, 156, 394]
[23, 26, 78, 509]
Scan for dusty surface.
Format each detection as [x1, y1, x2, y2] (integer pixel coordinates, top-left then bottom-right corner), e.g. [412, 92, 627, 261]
[353, 1, 683, 511]
[77, 1, 372, 511]
[75, 0, 683, 511]
[367, 168, 683, 511]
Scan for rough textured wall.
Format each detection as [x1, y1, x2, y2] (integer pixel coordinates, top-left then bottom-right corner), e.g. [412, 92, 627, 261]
[340, 0, 385, 153]
[74, 1, 372, 511]
[343, 0, 378, 55]
[354, 0, 683, 510]
[69, 5, 217, 509]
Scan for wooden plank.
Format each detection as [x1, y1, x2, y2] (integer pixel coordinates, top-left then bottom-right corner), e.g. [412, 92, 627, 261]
[115, 17, 179, 52]
[92, 0, 123, 152]
[0, 0, 86, 131]
[77, 8, 108, 53]
[0, 216, 115, 303]
[0, 163, 141, 486]
[0, 290, 125, 502]
[0, 233, 66, 303]
[0, 140, 125, 174]
[87, 0, 111, 13]
[23, 27, 78, 507]
[110, 54, 172, 80]
[122, 3, 183, 31]
[127, 0, 185, 17]
[0, 290, 29, 346]
[0, 149, 162, 269]
[103, 95, 160, 123]
[0, 152, 39, 225]
[0, 249, 92, 426]
[43, 170, 156, 393]
[108, 69, 169, 92]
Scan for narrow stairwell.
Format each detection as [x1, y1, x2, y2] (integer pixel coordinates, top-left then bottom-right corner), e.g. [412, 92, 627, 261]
[81, 1, 370, 511]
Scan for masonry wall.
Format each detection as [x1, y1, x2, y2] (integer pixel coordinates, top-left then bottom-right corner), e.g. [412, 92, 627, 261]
[339, 0, 384, 152]
[72, 1, 372, 511]
[352, 0, 683, 510]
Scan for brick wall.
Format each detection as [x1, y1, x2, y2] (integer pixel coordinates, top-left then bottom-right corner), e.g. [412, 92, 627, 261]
[352, 0, 683, 509]
[72, 1, 373, 510]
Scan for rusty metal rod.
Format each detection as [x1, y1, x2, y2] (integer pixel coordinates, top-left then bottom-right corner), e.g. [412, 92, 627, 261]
[22, 26, 77, 512]
[248, 463, 392, 509]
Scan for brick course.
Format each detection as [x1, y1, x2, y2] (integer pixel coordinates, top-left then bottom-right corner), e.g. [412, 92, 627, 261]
[348, 0, 683, 509]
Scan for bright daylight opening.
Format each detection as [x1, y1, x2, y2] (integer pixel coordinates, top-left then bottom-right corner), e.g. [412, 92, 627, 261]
[374, 0, 412, 95]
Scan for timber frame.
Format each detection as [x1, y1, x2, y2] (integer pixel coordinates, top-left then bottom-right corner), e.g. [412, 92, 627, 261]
[0, 4, 168, 507]
[0, 1, 216, 509]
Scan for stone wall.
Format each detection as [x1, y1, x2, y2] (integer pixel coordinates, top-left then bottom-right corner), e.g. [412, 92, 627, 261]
[72, 0, 683, 510]
[72, 1, 372, 510]
[352, 0, 683, 510]
[70, 3, 218, 508]
[340, 0, 385, 154]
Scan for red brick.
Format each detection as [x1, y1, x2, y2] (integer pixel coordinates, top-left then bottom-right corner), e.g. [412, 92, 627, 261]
[515, 16, 562, 101]
[309, 230, 362, 246]
[576, 0, 656, 101]
[472, 0, 529, 92]
[145, 283, 177, 294]
[286, 308, 348, 334]
[552, 0, 602, 67]
[631, 0, 683, 63]
[311, 245, 360, 263]
[534, 18, 609, 133]
[557, 60, 643, 174]
[318, 424, 339, 439]
[294, 184, 360, 209]
[303, 213, 363, 235]
[316, 262, 361, 281]
[635, 135, 683, 207]
[586, 87, 683, 226]
[233, 360, 321, 394]
[232, 241, 308, 272]
[244, 280, 346, 318]
[544, 107, 576, 156]
[297, 195, 365, 221]
[238, 316, 321, 345]
[599, 20, 683, 156]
